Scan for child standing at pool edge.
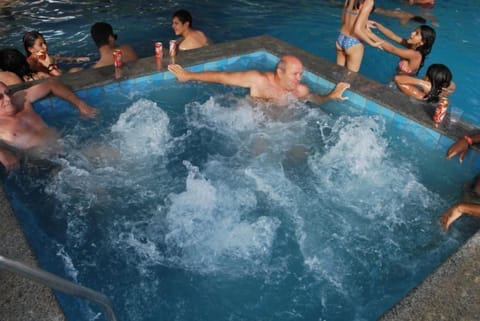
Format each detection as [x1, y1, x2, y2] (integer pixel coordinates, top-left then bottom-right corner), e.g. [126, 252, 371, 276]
[336, 0, 383, 72]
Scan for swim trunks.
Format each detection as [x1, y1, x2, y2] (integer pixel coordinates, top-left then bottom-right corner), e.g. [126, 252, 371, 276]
[336, 33, 362, 51]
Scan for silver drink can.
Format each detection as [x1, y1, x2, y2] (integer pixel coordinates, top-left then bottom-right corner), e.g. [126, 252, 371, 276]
[169, 40, 177, 57]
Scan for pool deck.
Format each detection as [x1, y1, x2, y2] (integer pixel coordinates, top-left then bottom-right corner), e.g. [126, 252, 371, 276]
[2, 35, 479, 320]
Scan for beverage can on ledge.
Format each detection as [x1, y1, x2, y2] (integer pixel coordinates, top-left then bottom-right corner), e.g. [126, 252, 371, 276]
[113, 49, 123, 68]
[433, 97, 449, 124]
[169, 40, 177, 57]
[155, 42, 163, 58]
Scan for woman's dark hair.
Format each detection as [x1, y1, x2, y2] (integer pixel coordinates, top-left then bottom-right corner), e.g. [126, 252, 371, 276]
[415, 25, 436, 75]
[173, 9, 193, 27]
[22, 31, 44, 56]
[0, 48, 34, 81]
[423, 64, 452, 103]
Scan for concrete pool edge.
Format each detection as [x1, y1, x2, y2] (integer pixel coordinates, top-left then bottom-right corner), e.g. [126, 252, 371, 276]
[4, 35, 480, 320]
[0, 190, 66, 320]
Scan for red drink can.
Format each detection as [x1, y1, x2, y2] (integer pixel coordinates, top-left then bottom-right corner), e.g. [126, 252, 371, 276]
[433, 97, 449, 124]
[155, 42, 163, 58]
[113, 49, 123, 68]
[169, 40, 177, 57]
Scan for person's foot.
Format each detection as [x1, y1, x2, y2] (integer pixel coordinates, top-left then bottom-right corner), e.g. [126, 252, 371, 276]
[440, 205, 463, 231]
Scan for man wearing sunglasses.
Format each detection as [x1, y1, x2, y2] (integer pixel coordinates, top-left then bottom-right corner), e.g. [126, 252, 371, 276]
[0, 79, 97, 171]
[90, 22, 138, 68]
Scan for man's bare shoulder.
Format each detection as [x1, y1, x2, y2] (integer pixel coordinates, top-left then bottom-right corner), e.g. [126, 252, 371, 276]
[0, 71, 22, 86]
[118, 44, 135, 51]
[118, 44, 138, 59]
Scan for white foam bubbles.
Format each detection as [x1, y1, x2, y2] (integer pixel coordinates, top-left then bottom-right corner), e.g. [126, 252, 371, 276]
[163, 161, 280, 275]
[56, 246, 79, 282]
[185, 95, 264, 135]
[300, 115, 445, 290]
[45, 99, 173, 249]
[111, 98, 171, 160]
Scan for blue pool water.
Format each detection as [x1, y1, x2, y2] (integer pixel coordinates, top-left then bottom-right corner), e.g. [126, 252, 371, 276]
[3, 52, 480, 321]
[0, 0, 478, 123]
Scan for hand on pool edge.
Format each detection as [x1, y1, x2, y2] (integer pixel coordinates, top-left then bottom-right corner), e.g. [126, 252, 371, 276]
[446, 138, 469, 163]
[329, 82, 350, 101]
[168, 64, 191, 82]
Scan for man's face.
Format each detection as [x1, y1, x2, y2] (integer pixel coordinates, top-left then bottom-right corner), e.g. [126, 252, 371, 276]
[279, 60, 303, 91]
[172, 17, 188, 36]
[0, 84, 16, 116]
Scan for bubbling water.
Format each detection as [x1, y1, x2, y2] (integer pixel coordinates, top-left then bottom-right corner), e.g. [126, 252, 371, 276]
[35, 94, 452, 321]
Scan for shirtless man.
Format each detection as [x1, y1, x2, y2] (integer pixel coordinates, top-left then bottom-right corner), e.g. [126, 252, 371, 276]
[440, 134, 480, 231]
[168, 55, 350, 105]
[90, 22, 138, 68]
[0, 79, 97, 171]
[171, 9, 209, 51]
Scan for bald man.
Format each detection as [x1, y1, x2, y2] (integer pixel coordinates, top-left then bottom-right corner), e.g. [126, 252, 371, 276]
[168, 55, 350, 105]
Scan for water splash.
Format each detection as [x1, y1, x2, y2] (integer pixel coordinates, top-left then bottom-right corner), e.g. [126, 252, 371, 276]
[161, 161, 280, 276]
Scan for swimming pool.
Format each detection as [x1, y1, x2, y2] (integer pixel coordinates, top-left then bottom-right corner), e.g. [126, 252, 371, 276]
[4, 49, 480, 321]
[0, 0, 478, 123]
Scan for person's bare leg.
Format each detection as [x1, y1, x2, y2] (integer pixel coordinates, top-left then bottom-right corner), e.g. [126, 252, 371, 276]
[336, 43, 346, 67]
[440, 202, 480, 231]
[345, 44, 364, 72]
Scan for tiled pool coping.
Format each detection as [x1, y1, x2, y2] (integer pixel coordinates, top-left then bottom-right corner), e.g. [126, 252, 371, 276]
[3, 35, 480, 320]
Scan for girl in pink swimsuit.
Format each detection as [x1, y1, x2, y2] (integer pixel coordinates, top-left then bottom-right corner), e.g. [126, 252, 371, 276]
[369, 22, 436, 76]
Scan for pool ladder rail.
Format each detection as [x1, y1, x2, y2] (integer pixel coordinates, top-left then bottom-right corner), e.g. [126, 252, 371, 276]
[0, 255, 118, 321]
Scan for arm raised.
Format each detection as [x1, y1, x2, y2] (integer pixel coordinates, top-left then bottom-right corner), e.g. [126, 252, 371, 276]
[168, 64, 261, 88]
[369, 21, 404, 44]
[354, 0, 383, 48]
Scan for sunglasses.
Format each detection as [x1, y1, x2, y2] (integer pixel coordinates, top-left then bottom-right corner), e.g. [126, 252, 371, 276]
[0, 89, 12, 100]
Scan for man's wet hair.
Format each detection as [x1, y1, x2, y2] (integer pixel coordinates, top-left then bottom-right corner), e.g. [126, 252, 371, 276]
[91, 22, 116, 48]
[409, 15, 427, 24]
[173, 9, 193, 27]
[0, 48, 33, 80]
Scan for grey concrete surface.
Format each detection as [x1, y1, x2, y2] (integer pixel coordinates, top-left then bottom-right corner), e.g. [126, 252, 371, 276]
[0, 190, 66, 321]
[2, 35, 479, 321]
